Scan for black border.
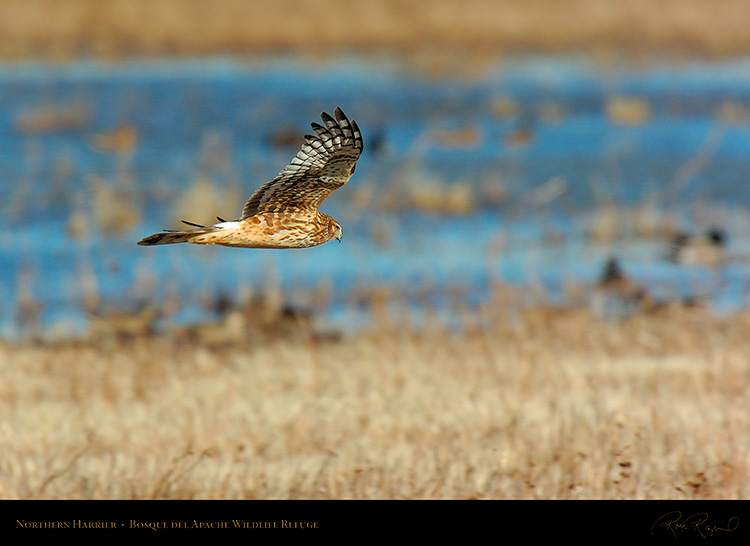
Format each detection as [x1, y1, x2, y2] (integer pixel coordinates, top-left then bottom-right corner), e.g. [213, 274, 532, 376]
[3, 500, 748, 542]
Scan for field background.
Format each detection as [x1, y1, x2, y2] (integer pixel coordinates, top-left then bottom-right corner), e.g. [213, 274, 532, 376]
[4, 306, 750, 499]
[3, 0, 750, 60]
[2, 0, 750, 500]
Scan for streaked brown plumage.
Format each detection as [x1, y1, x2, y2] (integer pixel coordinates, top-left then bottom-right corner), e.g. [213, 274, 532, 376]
[137, 107, 362, 248]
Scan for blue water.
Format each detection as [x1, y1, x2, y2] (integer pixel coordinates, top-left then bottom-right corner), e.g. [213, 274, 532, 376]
[2, 55, 750, 339]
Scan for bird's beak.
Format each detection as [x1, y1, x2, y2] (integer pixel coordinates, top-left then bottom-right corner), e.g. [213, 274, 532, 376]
[336, 235, 342, 243]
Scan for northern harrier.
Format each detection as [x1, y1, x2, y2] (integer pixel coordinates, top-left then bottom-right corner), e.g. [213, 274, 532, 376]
[138, 107, 362, 248]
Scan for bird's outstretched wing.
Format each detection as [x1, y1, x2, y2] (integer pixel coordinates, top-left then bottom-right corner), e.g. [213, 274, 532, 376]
[240, 107, 363, 219]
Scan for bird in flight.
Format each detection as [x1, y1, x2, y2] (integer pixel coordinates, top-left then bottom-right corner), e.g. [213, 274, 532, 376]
[138, 107, 362, 248]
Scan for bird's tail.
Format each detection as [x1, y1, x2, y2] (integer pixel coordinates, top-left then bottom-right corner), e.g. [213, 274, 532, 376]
[137, 220, 224, 246]
[137, 230, 199, 245]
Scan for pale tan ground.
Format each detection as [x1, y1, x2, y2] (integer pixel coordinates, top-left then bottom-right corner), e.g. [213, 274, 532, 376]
[2, 304, 748, 499]
[1, 0, 749, 64]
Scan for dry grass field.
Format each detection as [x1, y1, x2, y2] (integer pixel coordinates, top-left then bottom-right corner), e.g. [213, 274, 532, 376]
[1, 0, 750, 63]
[2, 302, 748, 500]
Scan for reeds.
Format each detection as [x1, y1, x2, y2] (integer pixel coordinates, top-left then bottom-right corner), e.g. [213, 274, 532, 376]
[14, 103, 91, 134]
[169, 176, 242, 230]
[88, 175, 142, 237]
[605, 97, 652, 126]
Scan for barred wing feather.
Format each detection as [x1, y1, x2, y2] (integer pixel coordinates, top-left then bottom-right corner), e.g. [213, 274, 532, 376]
[240, 107, 363, 218]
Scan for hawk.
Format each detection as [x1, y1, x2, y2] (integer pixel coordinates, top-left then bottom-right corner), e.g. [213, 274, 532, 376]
[138, 107, 362, 248]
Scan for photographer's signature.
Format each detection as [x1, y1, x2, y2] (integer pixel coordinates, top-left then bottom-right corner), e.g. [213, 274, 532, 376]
[651, 511, 739, 539]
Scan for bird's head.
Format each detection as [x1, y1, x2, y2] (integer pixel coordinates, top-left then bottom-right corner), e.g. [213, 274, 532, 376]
[320, 214, 342, 243]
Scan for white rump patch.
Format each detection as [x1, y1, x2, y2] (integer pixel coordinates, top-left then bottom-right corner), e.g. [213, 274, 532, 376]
[214, 221, 240, 229]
